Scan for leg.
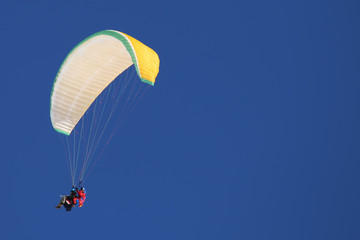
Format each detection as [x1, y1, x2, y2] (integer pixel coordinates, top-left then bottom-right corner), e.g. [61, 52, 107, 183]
[55, 196, 66, 209]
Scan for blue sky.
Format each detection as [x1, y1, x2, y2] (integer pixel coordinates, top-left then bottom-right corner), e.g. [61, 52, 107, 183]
[1, 0, 360, 239]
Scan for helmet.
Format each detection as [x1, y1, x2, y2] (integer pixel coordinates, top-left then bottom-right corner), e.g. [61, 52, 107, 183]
[80, 187, 86, 193]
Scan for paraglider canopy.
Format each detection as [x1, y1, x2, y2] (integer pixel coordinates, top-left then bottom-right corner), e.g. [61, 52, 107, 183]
[50, 30, 160, 135]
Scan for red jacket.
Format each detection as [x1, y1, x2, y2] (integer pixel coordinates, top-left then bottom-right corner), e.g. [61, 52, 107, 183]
[73, 189, 86, 207]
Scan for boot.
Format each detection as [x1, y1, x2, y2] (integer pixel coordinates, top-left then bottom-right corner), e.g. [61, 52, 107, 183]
[55, 203, 62, 209]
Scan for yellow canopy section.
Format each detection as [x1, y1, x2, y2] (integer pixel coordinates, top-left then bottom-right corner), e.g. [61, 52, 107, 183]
[121, 32, 160, 85]
[50, 30, 160, 135]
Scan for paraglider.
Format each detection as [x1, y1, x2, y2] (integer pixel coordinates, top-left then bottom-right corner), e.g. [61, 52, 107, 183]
[55, 187, 78, 211]
[73, 187, 87, 207]
[50, 30, 160, 211]
[55, 185, 87, 211]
